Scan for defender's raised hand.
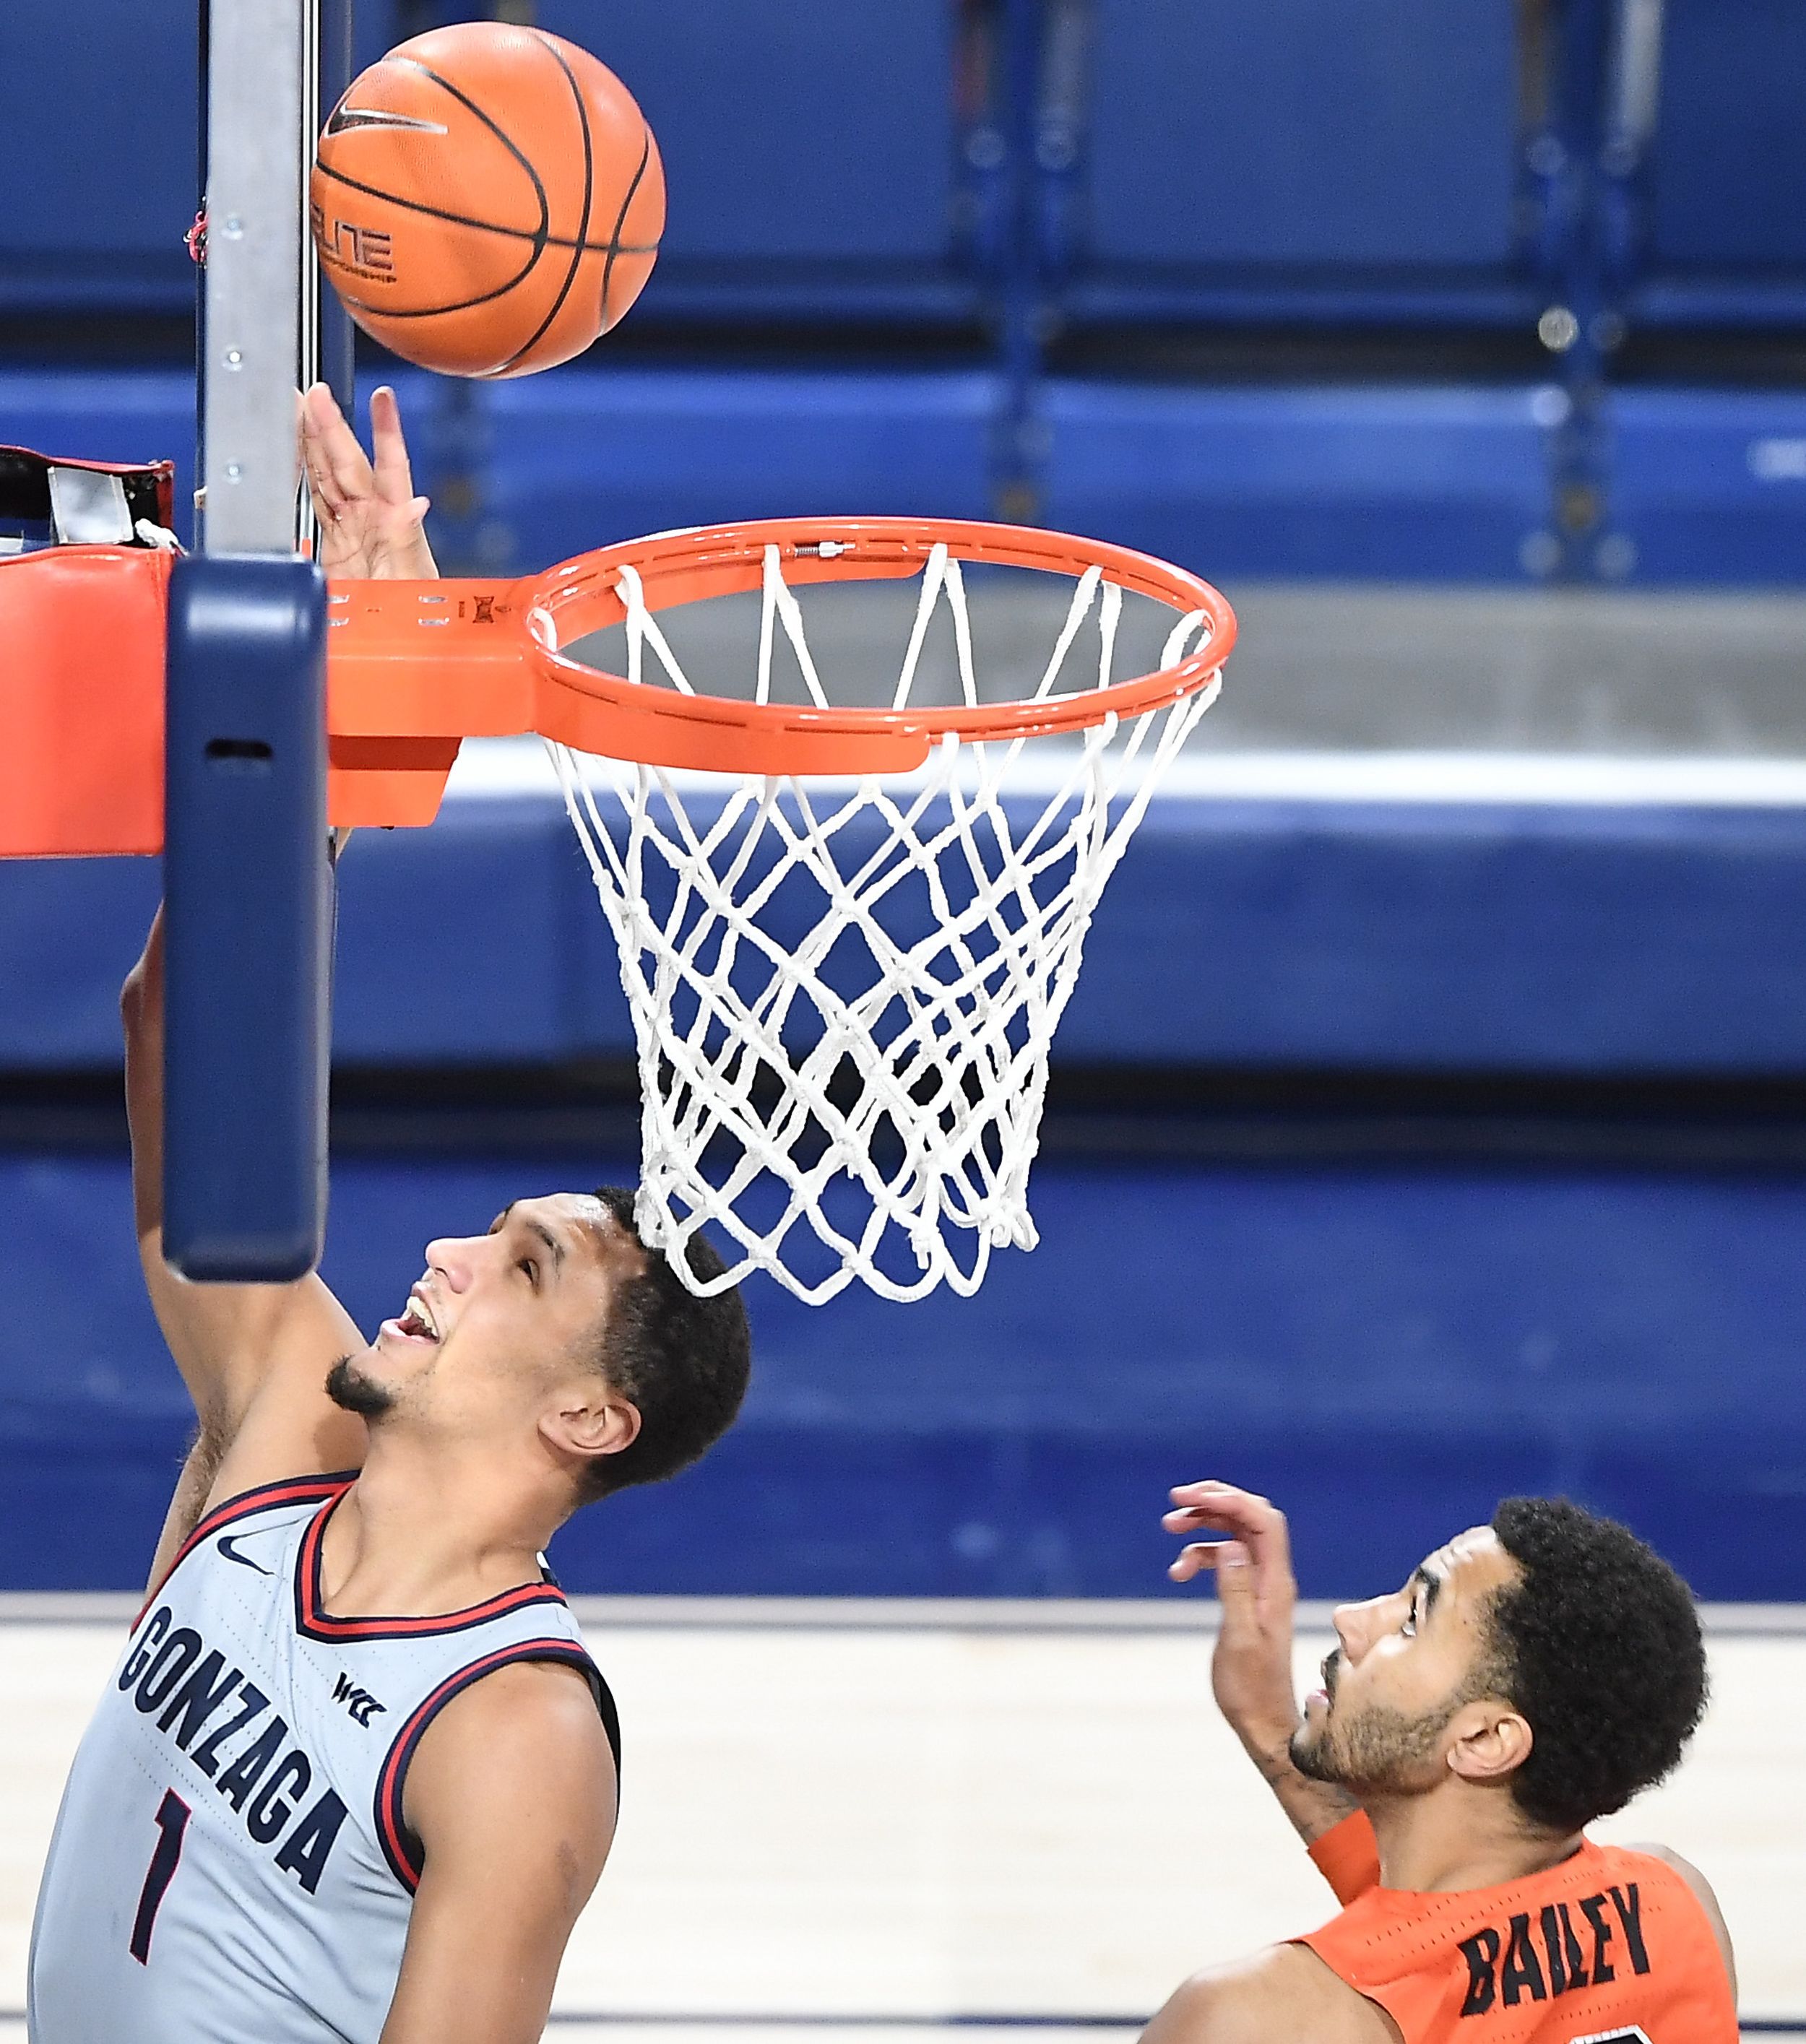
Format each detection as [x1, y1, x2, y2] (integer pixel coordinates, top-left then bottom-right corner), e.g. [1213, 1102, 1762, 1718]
[1165, 1479, 1357, 1844]
[1165, 1479, 1302, 1759]
[299, 380, 438, 580]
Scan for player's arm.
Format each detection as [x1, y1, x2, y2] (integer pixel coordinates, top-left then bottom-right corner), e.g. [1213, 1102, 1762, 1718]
[1164, 1483, 1364, 1854]
[1634, 1843, 1739, 2001]
[124, 909, 369, 1578]
[130, 381, 441, 1584]
[1141, 1947, 1399, 2044]
[379, 1660, 618, 2044]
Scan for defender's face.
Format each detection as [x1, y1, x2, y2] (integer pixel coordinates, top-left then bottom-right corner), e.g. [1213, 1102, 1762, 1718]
[1291, 1525, 1518, 1791]
[365, 1193, 635, 1421]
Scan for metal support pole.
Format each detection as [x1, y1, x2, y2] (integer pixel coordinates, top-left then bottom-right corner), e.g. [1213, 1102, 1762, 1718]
[165, 0, 332, 1280]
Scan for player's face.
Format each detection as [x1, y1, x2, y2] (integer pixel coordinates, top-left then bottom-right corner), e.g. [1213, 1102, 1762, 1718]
[355, 1192, 638, 1431]
[1289, 1525, 1518, 1794]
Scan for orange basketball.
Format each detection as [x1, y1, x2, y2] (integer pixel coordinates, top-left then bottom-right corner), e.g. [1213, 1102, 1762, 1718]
[310, 22, 664, 379]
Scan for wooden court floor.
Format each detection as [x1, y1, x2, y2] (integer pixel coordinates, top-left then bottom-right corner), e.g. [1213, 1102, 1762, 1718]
[0, 1600, 1795, 2041]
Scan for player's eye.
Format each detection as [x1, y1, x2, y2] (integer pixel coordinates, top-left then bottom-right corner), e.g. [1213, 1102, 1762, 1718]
[1401, 1599, 1420, 1638]
[517, 1256, 538, 1289]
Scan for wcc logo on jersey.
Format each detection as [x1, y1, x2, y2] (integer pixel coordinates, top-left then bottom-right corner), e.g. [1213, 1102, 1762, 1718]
[333, 1672, 387, 1728]
[1456, 1884, 1651, 2016]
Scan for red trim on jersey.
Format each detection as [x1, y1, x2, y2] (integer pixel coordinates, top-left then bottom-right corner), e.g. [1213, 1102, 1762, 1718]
[373, 1640, 615, 1892]
[293, 1488, 569, 1643]
[134, 1471, 358, 1627]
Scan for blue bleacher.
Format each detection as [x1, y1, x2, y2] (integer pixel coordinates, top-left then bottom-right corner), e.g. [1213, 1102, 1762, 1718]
[1, 1141, 1800, 1601]
[1040, 382, 1557, 581]
[3, 792, 1806, 1598]
[4, 4, 1806, 1601]
[1633, 0, 1806, 328]
[475, 367, 1002, 573]
[0, 1, 400, 319]
[1607, 388, 1806, 583]
[6, 3, 1806, 581]
[535, 0, 984, 326]
[0, 1, 199, 315]
[9, 792, 1806, 1078]
[1057, 0, 1534, 327]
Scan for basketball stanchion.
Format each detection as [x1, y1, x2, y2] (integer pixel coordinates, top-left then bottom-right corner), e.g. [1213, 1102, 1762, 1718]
[0, 515, 1236, 1302]
[158, 0, 334, 1281]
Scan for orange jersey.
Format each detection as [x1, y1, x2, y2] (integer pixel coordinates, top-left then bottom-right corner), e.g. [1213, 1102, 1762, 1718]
[1297, 1814, 1737, 2043]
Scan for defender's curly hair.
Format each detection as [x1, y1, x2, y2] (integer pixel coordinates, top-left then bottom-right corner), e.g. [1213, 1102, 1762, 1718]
[1485, 1497, 1708, 1835]
[575, 1187, 751, 1501]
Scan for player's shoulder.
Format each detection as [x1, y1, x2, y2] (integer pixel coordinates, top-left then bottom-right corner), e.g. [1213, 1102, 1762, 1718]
[1623, 1839, 1738, 1996]
[401, 1654, 618, 1891]
[413, 1655, 616, 1807]
[1141, 1942, 1401, 2044]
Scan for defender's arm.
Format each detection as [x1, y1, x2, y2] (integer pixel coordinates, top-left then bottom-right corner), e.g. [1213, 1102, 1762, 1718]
[1165, 1482, 1361, 1851]
[126, 909, 368, 1586]
[379, 1660, 618, 2044]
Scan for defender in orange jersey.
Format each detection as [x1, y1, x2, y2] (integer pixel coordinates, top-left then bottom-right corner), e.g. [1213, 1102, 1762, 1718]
[1143, 1484, 1738, 2043]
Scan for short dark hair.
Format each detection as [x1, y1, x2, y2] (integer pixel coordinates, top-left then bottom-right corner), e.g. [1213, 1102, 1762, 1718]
[574, 1187, 751, 1502]
[1485, 1496, 1708, 1834]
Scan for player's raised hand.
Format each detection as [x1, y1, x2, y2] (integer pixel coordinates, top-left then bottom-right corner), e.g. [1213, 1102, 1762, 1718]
[299, 381, 438, 580]
[1165, 1480, 1302, 1762]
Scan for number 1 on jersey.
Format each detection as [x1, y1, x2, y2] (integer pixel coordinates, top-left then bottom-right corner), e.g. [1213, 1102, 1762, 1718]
[129, 1789, 191, 1964]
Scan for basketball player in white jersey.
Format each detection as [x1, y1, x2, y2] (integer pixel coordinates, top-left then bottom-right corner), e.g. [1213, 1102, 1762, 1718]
[29, 385, 753, 2044]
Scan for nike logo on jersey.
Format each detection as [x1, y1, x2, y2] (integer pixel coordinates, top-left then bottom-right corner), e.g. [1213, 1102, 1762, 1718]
[1456, 1884, 1651, 2015]
[332, 1671, 387, 1726]
[216, 1534, 272, 1576]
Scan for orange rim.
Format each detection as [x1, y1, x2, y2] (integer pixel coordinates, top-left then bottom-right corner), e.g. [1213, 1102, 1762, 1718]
[524, 516, 1235, 761]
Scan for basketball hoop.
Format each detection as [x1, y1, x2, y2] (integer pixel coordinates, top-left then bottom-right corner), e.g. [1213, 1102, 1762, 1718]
[519, 517, 1236, 1304]
[1, 511, 1232, 1300]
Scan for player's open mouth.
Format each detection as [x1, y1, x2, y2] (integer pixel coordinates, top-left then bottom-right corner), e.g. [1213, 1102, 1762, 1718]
[386, 1286, 441, 1345]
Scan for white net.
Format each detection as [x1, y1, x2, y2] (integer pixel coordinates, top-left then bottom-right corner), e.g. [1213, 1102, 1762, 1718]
[546, 540, 1224, 1304]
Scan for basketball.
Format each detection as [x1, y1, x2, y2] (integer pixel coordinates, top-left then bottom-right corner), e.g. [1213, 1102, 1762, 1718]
[309, 22, 664, 379]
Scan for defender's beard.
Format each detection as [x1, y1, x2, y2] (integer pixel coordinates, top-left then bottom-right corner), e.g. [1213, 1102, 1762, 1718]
[1292, 1692, 1466, 1795]
[326, 1354, 397, 1419]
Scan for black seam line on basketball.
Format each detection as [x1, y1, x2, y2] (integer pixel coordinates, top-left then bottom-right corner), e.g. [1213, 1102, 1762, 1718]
[597, 124, 654, 342]
[312, 161, 657, 258]
[494, 31, 595, 376]
[385, 53, 550, 253]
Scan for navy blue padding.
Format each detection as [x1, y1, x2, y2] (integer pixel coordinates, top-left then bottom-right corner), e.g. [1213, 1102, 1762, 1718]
[1078, 0, 1520, 276]
[14, 793, 1806, 1075]
[1605, 389, 1806, 586]
[163, 555, 330, 1281]
[1648, 0, 1806, 272]
[475, 368, 1002, 574]
[1040, 382, 1553, 582]
[532, 0, 966, 316]
[0, 1148, 1800, 1598]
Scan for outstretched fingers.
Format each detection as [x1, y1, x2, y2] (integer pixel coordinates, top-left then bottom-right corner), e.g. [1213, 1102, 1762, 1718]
[367, 383, 417, 506]
[301, 381, 372, 515]
[1169, 1538, 1246, 1583]
[1162, 1481, 1296, 1615]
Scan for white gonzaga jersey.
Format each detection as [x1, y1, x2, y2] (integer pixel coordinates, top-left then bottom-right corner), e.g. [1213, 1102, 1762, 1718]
[29, 1473, 618, 2044]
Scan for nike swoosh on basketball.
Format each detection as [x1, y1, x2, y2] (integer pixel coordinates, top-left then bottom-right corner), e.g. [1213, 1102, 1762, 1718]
[217, 1534, 272, 1577]
[325, 105, 449, 137]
